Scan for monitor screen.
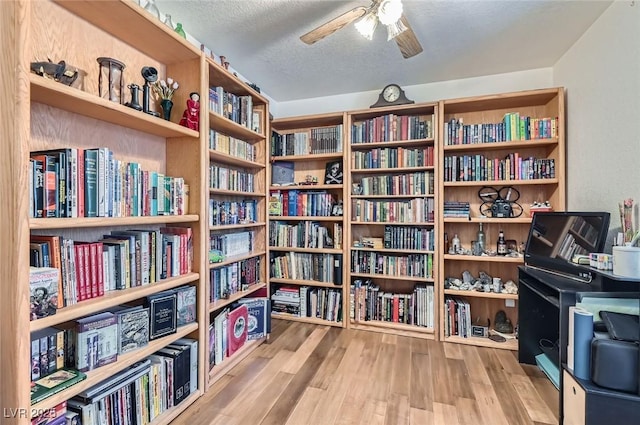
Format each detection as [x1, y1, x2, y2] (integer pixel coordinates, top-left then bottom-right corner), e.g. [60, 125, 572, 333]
[524, 211, 611, 281]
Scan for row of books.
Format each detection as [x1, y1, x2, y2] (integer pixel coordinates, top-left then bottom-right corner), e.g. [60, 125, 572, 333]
[209, 164, 255, 192]
[443, 296, 473, 338]
[209, 298, 270, 368]
[29, 148, 187, 219]
[210, 256, 261, 303]
[350, 252, 433, 278]
[443, 201, 471, 218]
[47, 339, 198, 424]
[383, 225, 435, 251]
[357, 171, 434, 196]
[268, 190, 337, 217]
[268, 221, 340, 250]
[351, 198, 435, 223]
[443, 154, 556, 182]
[29, 228, 193, 311]
[270, 125, 343, 156]
[351, 145, 435, 169]
[208, 199, 258, 226]
[209, 231, 255, 258]
[269, 252, 343, 284]
[209, 129, 257, 162]
[556, 233, 590, 261]
[570, 216, 599, 241]
[350, 281, 434, 328]
[208, 86, 256, 131]
[351, 114, 434, 144]
[443, 114, 558, 145]
[271, 286, 343, 323]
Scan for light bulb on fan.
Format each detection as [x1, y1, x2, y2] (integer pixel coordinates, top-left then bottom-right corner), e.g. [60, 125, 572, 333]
[377, 0, 403, 26]
[386, 18, 407, 41]
[355, 11, 378, 40]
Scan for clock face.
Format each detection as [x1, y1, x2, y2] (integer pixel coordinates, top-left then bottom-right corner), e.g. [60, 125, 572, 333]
[383, 84, 401, 102]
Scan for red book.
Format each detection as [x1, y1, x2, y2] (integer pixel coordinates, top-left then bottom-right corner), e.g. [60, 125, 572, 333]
[227, 304, 248, 357]
[74, 244, 86, 301]
[392, 296, 399, 323]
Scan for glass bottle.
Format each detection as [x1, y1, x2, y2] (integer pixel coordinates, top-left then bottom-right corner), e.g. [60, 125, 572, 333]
[451, 233, 461, 254]
[175, 22, 186, 39]
[476, 222, 486, 253]
[163, 14, 174, 30]
[497, 229, 507, 256]
[143, 0, 161, 20]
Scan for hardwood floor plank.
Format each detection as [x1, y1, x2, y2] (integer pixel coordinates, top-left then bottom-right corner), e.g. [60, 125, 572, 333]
[360, 399, 387, 425]
[433, 402, 460, 425]
[455, 397, 484, 425]
[444, 341, 464, 359]
[368, 341, 396, 402]
[384, 393, 410, 425]
[446, 358, 476, 399]
[470, 382, 510, 425]
[284, 387, 324, 425]
[459, 344, 492, 385]
[409, 407, 434, 425]
[281, 326, 330, 374]
[390, 336, 412, 397]
[496, 348, 527, 376]
[409, 352, 433, 410]
[486, 367, 536, 425]
[235, 371, 295, 424]
[509, 374, 558, 424]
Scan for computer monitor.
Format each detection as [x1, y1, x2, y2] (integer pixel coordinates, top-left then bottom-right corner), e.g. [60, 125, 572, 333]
[524, 211, 611, 282]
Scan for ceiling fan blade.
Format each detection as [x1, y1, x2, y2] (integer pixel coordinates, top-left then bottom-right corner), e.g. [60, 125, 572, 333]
[300, 6, 368, 45]
[394, 15, 423, 58]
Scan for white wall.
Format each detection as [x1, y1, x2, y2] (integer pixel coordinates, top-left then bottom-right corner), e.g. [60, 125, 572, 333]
[271, 68, 553, 117]
[553, 1, 640, 239]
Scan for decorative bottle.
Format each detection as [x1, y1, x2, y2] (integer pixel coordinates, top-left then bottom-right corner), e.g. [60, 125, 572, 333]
[163, 14, 175, 30]
[476, 222, 486, 253]
[451, 233, 461, 254]
[497, 229, 507, 256]
[175, 22, 186, 38]
[143, 0, 161, 20]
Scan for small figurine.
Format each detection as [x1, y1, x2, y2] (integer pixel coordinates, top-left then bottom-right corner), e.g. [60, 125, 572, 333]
[179, 92, 200, 131]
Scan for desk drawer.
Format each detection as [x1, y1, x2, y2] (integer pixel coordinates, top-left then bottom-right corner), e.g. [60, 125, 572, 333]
[563, 370, 586, 425]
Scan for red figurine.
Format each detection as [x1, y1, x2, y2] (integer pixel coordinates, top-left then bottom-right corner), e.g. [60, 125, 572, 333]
[180, 92, 200, 130]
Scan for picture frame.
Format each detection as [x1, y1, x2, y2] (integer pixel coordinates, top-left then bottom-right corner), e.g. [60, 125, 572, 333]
[324, 160, 343, 184]
[331, 201, 343, 217]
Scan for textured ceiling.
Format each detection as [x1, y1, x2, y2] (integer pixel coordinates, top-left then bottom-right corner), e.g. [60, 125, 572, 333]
[154, 0, 612, 102]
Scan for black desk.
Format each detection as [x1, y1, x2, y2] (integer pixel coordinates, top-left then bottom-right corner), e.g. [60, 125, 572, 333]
[518, 266, 640, 424]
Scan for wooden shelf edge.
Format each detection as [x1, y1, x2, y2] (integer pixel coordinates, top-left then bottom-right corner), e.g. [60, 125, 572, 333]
[208, 150, 265, 169]
[444, 335, 518, 351]
[31, 323, 199, 410]
[269, 184, 343, 191]
[444, 217, 532, 224]
[443, 137, 558, 151]
[30, 214, 200, 230]
[209, 112, 265, 140]
[350, 322, 435, 340]
[443, 289, 518, 300]
[271, 313, 343, 327]
[350, 273, 434, 283]
[271, 152, 344, 161]
[269, 278, 342, 288]
[350, 247, 434, 254]
[207, 338, 267, 383]
[268, 247, 343, 254]
[31, 273, 200, 331]
[209, 188, 266, 197]
[209, 251, 266, 269]
[152, 390, 203, 425]
[350, 221, 435, 226]
[350, 138, 435, 149]
[209, 282, 267, 312]
[444, 178, 559, 187]
[272, 216, 342, 221]
[443, 254, 524, 263]
[210, 222, 266, 231]
[351, 166, 435, 173]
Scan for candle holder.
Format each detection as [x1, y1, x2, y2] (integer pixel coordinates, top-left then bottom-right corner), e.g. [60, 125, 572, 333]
[97, 57, 125, 104]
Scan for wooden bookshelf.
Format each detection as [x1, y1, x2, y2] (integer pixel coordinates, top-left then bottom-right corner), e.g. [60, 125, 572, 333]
[438, 87, 566, 347]
[269, 112, 348, 327]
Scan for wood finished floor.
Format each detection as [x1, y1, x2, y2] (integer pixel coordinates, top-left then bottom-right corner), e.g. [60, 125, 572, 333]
[173, 319, 559, 425]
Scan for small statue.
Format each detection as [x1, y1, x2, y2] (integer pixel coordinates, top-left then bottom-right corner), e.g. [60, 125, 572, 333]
[494, 310, 514, 334]
[179, 92, 200, 131]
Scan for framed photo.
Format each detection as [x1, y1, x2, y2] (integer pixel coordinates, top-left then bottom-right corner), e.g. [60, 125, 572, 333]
[324, 160, 343, 184]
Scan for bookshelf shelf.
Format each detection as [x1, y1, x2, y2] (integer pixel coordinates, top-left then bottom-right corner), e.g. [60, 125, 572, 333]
[30, 273, 200, 332]
[443, 288, 518, 300]
[206, 57, 268, 105]
[350, 321, 435, 340]
[207, 338, 267, 384]
[438, 87, 566, 348]
[351, 194, 434, 199]
[350, 138, 435, 150]
[443, 335, 518, 351]
[208, 188, 266, 197]
[350, 272, 434, 283]
[209, 222, 266, 231]
[444, 178, 559, 187]
[350, 221, 435, 226]
[271, 152, 344, 162]
[31, 323, 199, 412]
[208, 282, 267, 312]
[443, 254, 524, 263]
[351, 165, 435, 174]
[271, 313, 343, 327]
[269, 278, 343, 288]
[351, 320, 434, 334]
[208, 250, 267, 270]
[443, 137, 558, 151]
[208, 150, 266, 169]
[31, 76, 199, 139]
[274, 216, 343, 222]
[269, 247, 343, 254]
[209, 113, 265, 141]
[29, 214, 200, 230]
[351, 247, 435, 255]
[270, 184, 343, 191]
[152, 390, 203, 425]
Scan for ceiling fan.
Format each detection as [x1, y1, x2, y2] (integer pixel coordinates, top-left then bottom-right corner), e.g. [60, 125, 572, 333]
[300, 0, 423, 59]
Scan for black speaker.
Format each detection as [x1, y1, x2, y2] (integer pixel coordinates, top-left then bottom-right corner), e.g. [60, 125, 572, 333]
[591, 338, 639, 394]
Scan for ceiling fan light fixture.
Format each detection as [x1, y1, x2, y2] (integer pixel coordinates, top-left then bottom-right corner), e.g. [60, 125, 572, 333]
[386, 18, 408, 41]
[378, 0, 403, 26]
[355, 11, 378, 40]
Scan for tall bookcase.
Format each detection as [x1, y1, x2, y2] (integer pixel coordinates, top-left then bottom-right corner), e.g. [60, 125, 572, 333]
[269, 112, 348, 327]
[438, 88, 566, 350]
[346, 104, 439, 339]
[205, 57, 270, 385]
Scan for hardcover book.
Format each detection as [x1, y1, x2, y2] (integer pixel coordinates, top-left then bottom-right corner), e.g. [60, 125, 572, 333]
[30, 368, 87, 405]
[237, 297, 271, 340]
[227, 304, 248, 356]
[71, 312, 118, 372]
[175, 285, 197, 327]
[271, 161, 295, 185]
[29, 267, 60, 320]
[145, 291, 177, 340]
[114, 305, 150, 354]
